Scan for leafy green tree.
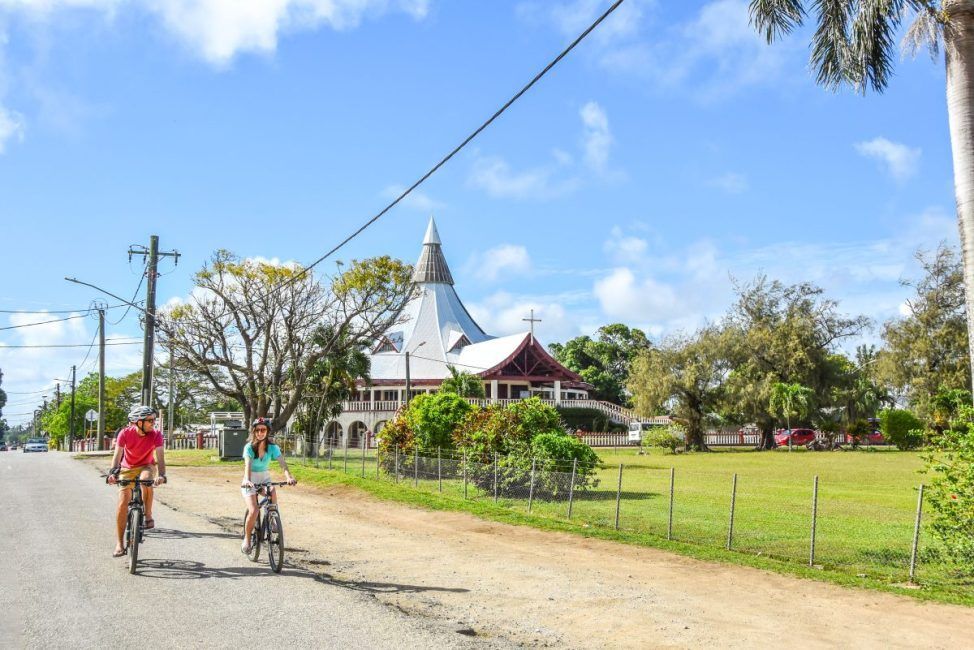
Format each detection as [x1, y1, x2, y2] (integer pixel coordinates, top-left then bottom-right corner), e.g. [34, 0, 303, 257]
[439, 366, 486, 398]
[549, 324, 650, 404]
[160, 251, 413, 431]
[723, 276, 868, 449]
[879, 408, 926, 450]
[876, 245, 970, 417]
[749, 0, 974, 393]
[628, 326, 732, 452]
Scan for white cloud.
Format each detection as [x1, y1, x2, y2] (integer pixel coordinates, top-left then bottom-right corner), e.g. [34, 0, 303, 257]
[709, 171, 748, 194]
[466, 291, 581, 344]
[0, 104, 24, 153]
[525, 0, 794, 101]
[0, 0, 430, 66]
[467, 154, 578, 200]
[468, 100, 617, 200]
[381, 184, 445, 212]
[579, 100, 612, 173]
[603, 226, 647, 263]
[593, 267, 681, 323]
[854, 137, 921, 181]
[467, 244, 531, 282]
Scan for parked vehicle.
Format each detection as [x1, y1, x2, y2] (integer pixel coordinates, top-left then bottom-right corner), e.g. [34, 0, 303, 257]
[23, 438, 48, 453]
[0, 443, 7, 451]
[628, 421, 666, 445]
[774, 428, 817, 447]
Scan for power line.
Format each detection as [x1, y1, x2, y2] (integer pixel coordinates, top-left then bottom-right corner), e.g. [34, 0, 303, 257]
[0, 313, 91, 332]
[75, 328, 102, 371]
[0, 339, 141, 349]
[0, 303, 125, 314]
[109, 259, 148, 326]
[3, 386, 56, 395]
[251, 0, 627, 300]
[409, 352, 489, 372]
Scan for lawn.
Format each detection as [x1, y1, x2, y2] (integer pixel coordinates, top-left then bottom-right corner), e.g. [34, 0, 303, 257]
[162, 446, 973, 605]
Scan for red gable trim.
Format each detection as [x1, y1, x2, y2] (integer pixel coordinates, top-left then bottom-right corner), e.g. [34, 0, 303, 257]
[478, 334, 583, 383]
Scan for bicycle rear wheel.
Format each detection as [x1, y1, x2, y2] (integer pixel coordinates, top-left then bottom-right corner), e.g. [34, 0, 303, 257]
[128, 509, 141, 574]
[267, 510, 284, 573]
[244, 510, 261, 562]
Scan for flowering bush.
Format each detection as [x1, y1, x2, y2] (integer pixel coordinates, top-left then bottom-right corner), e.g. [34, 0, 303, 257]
[925, 405, 974, 568]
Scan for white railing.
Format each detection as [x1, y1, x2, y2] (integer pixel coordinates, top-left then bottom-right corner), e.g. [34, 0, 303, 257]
[335, 396, 655, 426]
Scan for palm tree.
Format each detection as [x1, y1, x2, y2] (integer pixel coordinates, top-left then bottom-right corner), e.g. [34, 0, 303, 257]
[769, 381, 814, 450]
[749, 1, 974, 394]
[440, 366, 486, 399]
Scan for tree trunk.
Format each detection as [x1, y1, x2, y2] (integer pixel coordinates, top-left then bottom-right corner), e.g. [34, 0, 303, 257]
[946, 1, 974, 397]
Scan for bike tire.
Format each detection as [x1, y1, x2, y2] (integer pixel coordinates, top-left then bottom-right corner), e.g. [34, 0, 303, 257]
[128, 509, 141, 574]
[244, 510, 261, 562]
[267, 510, 284, 573]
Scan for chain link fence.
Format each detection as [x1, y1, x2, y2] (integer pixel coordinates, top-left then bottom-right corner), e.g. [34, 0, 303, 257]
[289, 443, 959, 588]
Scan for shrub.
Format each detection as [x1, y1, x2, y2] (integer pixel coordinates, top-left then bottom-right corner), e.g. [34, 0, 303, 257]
[640, 425, 684, 454]
[405, 392, 473, 450]
[453, 398, 599, 496]
[878, 409, 925, 450]
[557, 407, 626, 432]
[846, 419, 872, 449]
[925, 406, 974, 568]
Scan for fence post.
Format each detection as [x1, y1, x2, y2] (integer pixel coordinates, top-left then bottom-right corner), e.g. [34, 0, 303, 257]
[528, 458, 537, 512]
[328, 440, 333, 470]
[361, 434, 366, 478]
[567, 458, 578, 519]
[667, 467, 675, 541]
[614, 464, 624, 530]
[910, 484, 926, 583]
[463, 450, 468, 499]
[343, 434, 349, 474]
[395, 444, 400, 484]
[493, 452, 499, 503]
[437, 447, 442, 492]
[727, 473, 738, 551]
[414, 446, 419, 487]
[809, 475, 819, 567]
[376, 445, 381, 479]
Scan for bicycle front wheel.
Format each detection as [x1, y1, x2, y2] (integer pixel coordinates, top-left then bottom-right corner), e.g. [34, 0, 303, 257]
[128, 509, 142, 574]
[267, 510, 284, 573]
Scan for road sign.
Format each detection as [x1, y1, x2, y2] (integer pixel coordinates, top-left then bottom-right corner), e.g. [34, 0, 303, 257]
[84, 409, 99, 422]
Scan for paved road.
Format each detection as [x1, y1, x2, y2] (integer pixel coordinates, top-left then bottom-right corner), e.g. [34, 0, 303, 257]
[0, 451, 499, 649]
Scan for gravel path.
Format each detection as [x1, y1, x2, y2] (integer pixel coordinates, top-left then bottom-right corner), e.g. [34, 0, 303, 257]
[0, 451, 506, 649]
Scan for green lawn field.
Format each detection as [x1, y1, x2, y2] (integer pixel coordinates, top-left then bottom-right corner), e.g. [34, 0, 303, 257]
[164, 446, 972, 604]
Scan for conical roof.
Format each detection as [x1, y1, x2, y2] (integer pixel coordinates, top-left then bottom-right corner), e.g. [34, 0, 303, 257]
[412, 217, 454, 284]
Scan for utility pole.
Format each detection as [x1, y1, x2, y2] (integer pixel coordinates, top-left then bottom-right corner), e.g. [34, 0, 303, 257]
[55, 383, 61, 408]
[68, 365, 76, 451]
[167, 347, 175, 443]
[97, 308, 106, 450]
[404, 352, 411, 407]
[129, 235, 180, 407]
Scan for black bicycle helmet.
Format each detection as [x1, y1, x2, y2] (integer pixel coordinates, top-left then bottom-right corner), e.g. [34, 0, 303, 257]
[251, 417, 271, 430]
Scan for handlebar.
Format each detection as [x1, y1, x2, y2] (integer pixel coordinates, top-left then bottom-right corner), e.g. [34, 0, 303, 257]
[115, 478, 157, 486]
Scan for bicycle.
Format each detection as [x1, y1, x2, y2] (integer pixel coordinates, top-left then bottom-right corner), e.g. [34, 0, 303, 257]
[113, 478, 156, 574]
[243, 481, 290, 573]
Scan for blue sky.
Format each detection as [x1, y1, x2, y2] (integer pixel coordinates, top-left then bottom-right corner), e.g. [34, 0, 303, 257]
[0, 0, 959, 424]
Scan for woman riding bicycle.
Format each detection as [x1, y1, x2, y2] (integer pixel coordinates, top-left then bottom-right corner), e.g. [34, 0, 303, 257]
[107, 405, 167, 557]
[241, 417, 296, 554]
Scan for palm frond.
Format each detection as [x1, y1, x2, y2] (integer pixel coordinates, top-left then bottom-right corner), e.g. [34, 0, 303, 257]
[902, 5, 943, 60]
[849, 0, 908, 93]
[749, 0, 807, 42]
[810, 0, 857, 90]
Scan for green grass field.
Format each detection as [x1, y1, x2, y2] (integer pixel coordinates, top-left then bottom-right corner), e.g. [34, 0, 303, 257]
[164, 446, 973, 605]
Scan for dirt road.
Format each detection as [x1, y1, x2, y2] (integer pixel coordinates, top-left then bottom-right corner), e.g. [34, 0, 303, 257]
[83, 458, 974, 649]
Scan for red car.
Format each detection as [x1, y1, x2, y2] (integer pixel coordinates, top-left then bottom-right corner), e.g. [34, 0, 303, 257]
[774, 428, 817, 447]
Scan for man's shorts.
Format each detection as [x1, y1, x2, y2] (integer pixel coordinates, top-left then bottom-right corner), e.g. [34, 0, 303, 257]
[118, 465, 156, 489]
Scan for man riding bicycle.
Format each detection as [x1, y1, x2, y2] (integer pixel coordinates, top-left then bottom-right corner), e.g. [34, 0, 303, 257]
[241, 417, 295, 554]
[107, 405, 167, 557]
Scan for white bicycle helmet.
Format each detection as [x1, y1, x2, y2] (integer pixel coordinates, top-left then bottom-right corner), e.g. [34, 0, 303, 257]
[127, 405, 158, 422]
